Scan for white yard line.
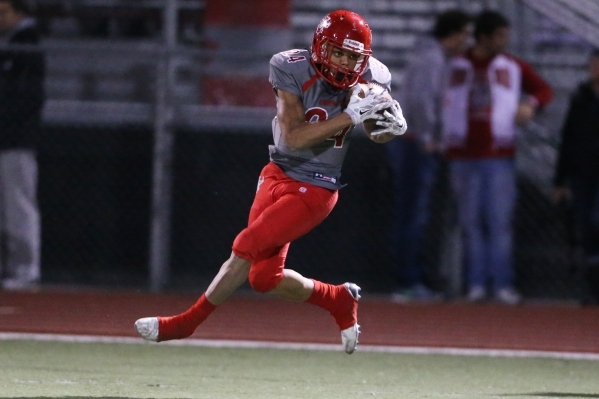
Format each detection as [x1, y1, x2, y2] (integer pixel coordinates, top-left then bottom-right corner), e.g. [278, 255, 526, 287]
[1, 331, 598, 361]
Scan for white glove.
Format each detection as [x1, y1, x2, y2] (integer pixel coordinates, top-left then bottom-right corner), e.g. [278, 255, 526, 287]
[370, 100, 408, 136]
[344, 89, 389, 125]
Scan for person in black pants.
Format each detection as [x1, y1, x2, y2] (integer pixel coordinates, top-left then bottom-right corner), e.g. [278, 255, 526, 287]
[554, 49, 599, 304]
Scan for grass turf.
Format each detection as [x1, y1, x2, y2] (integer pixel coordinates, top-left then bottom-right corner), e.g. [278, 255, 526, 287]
[1, 340, 598, 398]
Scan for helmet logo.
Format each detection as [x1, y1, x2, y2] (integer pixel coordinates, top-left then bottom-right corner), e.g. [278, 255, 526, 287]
[316, 15, 332, 35]
[343, 39, 364, 52]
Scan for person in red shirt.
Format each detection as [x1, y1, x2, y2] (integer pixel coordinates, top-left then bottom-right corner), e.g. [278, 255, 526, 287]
[442, 10, 553, 304]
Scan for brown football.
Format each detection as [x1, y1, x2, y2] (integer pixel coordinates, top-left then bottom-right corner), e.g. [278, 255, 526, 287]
[360, 82, 393, 135]
[342, 82, 391, 110]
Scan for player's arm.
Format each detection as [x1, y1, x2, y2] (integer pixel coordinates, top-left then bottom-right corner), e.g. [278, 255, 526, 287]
[275, 88, 353, 151]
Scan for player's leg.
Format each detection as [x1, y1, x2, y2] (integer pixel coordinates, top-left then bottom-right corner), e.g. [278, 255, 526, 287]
[248, 255, 362, 355]
[134, 252, 250, 342]
[235, 174, 361, 352]
[247, 245, 360, 333]
[234, 163, 338, 300]
[268, 269, 314, 302]
[205, 253, 251, 304]
[271, 268, 361, 354]
[136, 163, 359, 351]
[272, 268, 361, 354]
[134, 163, 278, 342]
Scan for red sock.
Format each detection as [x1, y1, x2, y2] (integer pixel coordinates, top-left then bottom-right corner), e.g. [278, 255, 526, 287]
[305, 280, 357, 330]
[157, 293, 217, 341]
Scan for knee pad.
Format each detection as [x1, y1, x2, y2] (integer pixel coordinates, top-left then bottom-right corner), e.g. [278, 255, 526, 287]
[248, 265, 283, 294]
[232, 228, 259, 262]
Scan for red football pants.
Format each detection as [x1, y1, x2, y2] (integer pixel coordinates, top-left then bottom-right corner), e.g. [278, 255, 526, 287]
[232, 162, 338, 293]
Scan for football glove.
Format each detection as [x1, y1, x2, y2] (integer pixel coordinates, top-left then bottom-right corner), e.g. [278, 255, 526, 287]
[370, 100, 408, 136]
[344, 89, 389, 125]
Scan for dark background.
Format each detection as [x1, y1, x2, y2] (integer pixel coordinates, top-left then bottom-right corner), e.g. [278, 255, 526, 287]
[37, 125, 583, 299]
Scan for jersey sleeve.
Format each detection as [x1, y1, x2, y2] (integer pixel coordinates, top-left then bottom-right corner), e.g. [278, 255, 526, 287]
[269, 52, 303, 98]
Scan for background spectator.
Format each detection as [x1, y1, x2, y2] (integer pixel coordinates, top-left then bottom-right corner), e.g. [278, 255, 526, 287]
[553, 49, 599, 304]
[0, 0, 45, 289]
[386, 9, 472, 302]
[442, 10, 553, 304]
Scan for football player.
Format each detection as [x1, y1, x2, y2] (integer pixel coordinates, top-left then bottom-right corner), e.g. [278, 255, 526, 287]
[135, 9, 406, 354]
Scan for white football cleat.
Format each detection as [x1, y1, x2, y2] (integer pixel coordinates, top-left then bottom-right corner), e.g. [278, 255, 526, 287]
[341, 282, 361, 354]
[341, 323, 361, 354]
[134, 317, 159, 342]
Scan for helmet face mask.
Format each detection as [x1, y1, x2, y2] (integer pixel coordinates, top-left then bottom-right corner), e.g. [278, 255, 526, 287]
[311, 10, 372, 90]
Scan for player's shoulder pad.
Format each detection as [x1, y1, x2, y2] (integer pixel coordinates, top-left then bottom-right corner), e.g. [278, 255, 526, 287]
[364, 56, 392, 91]
[270, 48, 311, 70]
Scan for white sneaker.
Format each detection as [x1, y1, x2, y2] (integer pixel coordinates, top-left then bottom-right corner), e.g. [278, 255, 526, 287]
[344, 282, 361, 301]
[341, 323, 361, 354]
[495, 288, 522, 305]
[467, 286, 486, 302]
[341, 282, 361, 354]
[134, 317, 159, 341]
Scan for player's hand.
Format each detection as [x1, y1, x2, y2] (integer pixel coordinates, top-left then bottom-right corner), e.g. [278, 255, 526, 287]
[370, 100, 407, 136]
[344, 89, 389, 125]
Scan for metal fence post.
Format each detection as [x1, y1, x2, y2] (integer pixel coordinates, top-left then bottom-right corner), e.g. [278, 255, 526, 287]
[149, 0, 178, 292]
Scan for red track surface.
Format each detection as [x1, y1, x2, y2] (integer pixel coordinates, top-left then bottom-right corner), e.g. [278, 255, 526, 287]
[1, 288, 598, 353]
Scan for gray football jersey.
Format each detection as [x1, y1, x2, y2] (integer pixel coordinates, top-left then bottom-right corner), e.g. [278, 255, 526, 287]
[269, 48, 392, 190]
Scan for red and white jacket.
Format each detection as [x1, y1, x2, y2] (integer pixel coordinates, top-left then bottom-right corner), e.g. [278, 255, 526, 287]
[442, 49, 553, 159]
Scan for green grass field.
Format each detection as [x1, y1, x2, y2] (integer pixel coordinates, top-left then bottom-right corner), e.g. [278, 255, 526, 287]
[1, 339, 598, 398]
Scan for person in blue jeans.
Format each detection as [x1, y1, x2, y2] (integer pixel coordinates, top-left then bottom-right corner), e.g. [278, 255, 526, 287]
[386, 9, 472, 301]
[449, 159, 516, 300]
[442, 11, 553, 304]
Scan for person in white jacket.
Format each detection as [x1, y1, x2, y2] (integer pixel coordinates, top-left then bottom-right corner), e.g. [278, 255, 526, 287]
[442, 10, 553, 304]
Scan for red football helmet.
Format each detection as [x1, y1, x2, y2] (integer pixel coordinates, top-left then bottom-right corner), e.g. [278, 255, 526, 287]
[311, 10, 372, 90]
